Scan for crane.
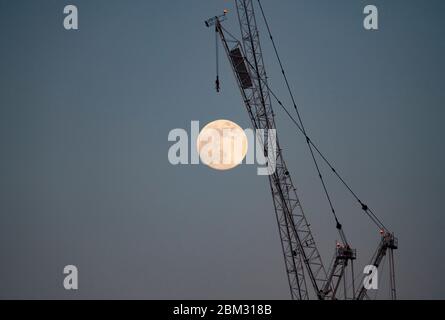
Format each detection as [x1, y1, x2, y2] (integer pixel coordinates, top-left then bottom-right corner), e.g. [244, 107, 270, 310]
[205, 0, 397, 300]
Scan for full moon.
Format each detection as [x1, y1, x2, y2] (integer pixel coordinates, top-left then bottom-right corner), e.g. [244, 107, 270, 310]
[197, 119, 248, 171]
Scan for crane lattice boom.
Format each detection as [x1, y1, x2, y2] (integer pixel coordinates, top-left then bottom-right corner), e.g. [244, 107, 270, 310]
[205, 0, 397, 300]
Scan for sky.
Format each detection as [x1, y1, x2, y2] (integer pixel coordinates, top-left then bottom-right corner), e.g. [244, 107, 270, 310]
[0, 0, 444, 299]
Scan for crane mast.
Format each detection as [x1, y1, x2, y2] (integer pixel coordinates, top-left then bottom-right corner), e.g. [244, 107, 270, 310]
[205, 0, 397, 300]
[210, 0, 329, 299]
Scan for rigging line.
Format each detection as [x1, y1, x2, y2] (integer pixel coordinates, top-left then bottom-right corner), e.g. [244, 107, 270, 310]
[216, 27, 218, 76]
[253, 0, 388, 232]
[264, 79, 382, 233]
[257, 0, 343, 235]
[220, 25, 241, 44]
[262, 78, 386, 231]
[215, 9, 387, 232]
[215, 25, 220, 93]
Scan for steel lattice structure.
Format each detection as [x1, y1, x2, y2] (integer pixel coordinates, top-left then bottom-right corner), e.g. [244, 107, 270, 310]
[205, 0, 397, 300]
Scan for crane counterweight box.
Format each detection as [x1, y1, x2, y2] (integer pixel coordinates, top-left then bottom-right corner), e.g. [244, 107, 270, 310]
[229, 48, 253, 89]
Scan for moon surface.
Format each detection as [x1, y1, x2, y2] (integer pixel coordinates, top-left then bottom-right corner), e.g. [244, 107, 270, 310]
[197, 119, 248, 171]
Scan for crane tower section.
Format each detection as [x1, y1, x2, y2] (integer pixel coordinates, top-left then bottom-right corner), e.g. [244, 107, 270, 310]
[208, 0, 330, 299]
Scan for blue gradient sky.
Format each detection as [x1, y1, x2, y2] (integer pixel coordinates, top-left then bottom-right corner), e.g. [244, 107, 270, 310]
[0, 0, 444, 299]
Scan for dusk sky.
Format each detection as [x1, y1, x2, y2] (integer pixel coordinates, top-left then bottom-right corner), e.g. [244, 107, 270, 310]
[0, 0, 444, 299]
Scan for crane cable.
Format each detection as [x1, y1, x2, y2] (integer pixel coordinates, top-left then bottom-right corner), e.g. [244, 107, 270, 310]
[256, 0, 387, 232]
[215, 25, 221, 92]
[258, 61, 387, 232]
[257, 0, 344, 238]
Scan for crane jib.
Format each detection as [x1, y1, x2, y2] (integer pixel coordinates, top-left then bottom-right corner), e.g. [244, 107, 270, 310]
[205, 0, 397, 300]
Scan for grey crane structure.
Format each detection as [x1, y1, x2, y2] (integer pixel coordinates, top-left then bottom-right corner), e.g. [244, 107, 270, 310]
[205, 0, 398, 300]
